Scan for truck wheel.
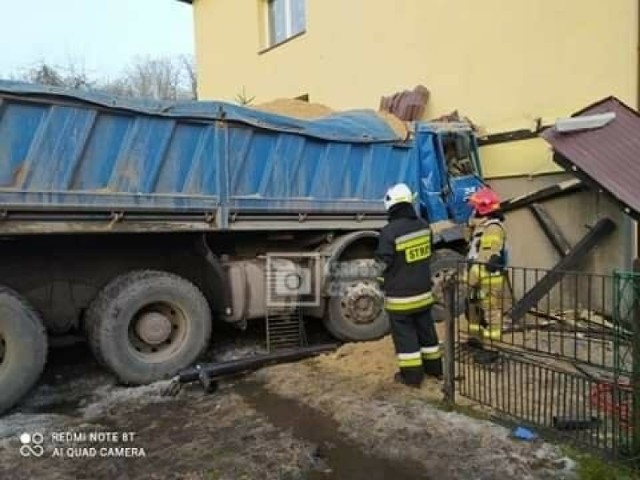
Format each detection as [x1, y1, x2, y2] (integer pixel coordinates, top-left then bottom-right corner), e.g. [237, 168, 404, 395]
[0, 288, 47, 414]
[430, 249, 466, 323]
[86, 270, 212, 385]
[84, 270, 157, 368]
[324, 259, 389, 341]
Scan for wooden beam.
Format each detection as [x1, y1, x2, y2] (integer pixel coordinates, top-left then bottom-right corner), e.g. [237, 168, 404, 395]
[508, 218, 616, 323]
[528, 203, 572, 257]
[499, 179, 586, 214]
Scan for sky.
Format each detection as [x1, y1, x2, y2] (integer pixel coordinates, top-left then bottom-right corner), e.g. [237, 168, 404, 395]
[0, 0, 194, 80]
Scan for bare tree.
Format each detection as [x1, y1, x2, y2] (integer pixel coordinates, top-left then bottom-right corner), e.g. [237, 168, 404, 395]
[180, 55, 198, 100]
[17, 60, 94, 90]
[26, 64, 64, 86]
[99, 77, 131, 98]
[103, 56, 196, 101]
[126, 56, 180, 100]
[10, 55, 197, 101]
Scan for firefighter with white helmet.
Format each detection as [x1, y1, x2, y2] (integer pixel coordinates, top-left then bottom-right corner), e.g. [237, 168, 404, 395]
[464, 186, 511, 342]
[375, 183, 442, 387]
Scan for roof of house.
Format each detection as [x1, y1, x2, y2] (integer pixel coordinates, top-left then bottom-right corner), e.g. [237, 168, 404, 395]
[541, 96, 640, 220]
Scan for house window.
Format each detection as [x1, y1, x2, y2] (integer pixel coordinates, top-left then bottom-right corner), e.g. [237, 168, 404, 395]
[267, 0, 306, 47]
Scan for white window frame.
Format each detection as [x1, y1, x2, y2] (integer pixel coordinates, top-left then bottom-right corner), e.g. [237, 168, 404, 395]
[266, 0, 305, 48]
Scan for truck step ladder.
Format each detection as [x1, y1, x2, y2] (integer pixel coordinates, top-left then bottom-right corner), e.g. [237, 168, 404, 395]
[265, 305, 307, 352]
[265, 270, 308, 352]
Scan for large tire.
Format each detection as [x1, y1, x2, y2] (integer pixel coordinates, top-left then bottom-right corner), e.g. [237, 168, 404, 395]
[84, 270, 158, 368]
[430, 249, 466, 323]
[86, 270, 212, 385]
[0, 288, 47, 414]
[324, 259, 389, 341]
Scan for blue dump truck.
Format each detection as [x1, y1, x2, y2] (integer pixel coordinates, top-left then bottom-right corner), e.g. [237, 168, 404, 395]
[0, 81, 484, 413]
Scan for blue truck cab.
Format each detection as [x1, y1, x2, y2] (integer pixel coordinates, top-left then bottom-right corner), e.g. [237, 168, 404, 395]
[416, 122, 483, 225]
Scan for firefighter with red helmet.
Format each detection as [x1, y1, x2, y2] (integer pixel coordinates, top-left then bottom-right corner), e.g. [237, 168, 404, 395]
[464, 186, 511, 342]
[375, 183, 442, 388]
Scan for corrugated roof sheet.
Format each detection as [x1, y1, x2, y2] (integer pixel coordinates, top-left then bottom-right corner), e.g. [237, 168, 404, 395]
[0, 80, 402, 144]
[541, 97, 640, 220]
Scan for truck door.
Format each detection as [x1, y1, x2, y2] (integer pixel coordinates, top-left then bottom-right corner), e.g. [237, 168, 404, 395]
[439, 132, 484, 223]
[416, 130, 450, 223]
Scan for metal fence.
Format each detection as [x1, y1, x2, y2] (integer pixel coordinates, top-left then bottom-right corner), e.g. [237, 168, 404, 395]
[444, 261, 640, 461]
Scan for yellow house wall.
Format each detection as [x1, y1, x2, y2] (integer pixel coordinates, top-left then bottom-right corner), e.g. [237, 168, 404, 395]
[190, 0, 638, 178]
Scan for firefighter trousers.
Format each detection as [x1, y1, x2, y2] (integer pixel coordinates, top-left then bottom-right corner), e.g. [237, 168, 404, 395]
[467, 280, 512, 341]
[389, 309, 442, 386]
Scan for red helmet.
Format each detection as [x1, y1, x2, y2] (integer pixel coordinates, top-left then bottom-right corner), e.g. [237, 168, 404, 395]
[468, 187, 501, 216]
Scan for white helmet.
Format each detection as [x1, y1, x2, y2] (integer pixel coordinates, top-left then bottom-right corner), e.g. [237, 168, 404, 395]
[384, 183, 415, 211]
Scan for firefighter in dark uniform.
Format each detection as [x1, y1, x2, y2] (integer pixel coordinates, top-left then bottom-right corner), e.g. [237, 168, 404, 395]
[375, 183, 442, 388]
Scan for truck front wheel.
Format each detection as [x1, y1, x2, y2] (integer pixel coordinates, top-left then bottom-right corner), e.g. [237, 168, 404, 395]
[0, 288, 47, 414]
[324, 259, 389, 341]
[86, 270, 212, 385]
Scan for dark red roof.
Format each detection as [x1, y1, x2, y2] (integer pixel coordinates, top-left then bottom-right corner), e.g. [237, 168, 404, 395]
[541, 97, 640, 220]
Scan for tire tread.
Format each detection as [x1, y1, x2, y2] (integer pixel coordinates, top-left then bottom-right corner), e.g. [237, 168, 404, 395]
[85, 270, 211, 384]
[0, 287, 47, 414]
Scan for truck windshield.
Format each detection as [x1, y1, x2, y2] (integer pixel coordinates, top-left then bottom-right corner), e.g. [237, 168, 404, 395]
[441, 133, 476, 177]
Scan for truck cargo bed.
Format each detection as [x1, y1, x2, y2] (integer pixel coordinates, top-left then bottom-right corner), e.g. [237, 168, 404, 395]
[0, 81, 414, 233]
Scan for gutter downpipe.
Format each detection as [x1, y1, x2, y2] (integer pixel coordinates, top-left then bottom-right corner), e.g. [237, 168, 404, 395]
[636, 0, 640, 262]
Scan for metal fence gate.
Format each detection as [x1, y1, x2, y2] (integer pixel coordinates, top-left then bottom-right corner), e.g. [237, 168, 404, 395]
[444, 261, 640, 461]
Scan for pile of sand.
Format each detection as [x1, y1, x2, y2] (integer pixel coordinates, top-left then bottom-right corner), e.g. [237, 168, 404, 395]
[254, 98, 334, 119]
[253, 98, 410, 141]
[316, 336, 398, 382]
[375, 110, 410, 140]
[315, 328, 447, 382]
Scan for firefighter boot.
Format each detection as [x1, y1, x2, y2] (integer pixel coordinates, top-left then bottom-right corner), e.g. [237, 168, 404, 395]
[394, 371, 422, 388]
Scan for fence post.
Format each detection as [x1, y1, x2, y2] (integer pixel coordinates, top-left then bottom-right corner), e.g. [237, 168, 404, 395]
[443, 274, 457, 406]
[632, 258, 640, 457]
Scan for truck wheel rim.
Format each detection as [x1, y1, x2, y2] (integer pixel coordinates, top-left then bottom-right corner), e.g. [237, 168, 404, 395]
[128, 302, 188, 362]
[340, 282, 383, 325]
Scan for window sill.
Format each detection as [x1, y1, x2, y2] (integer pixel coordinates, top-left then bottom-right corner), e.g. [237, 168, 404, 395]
[259, 30, 306, 55]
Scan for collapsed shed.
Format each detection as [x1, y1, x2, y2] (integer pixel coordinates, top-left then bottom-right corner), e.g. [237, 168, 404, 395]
[541, 96, 640, 223]
[496, 96, 639, 317]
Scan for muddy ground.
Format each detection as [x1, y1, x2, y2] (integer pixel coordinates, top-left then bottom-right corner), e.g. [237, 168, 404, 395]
[0, 325, 577, 480]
